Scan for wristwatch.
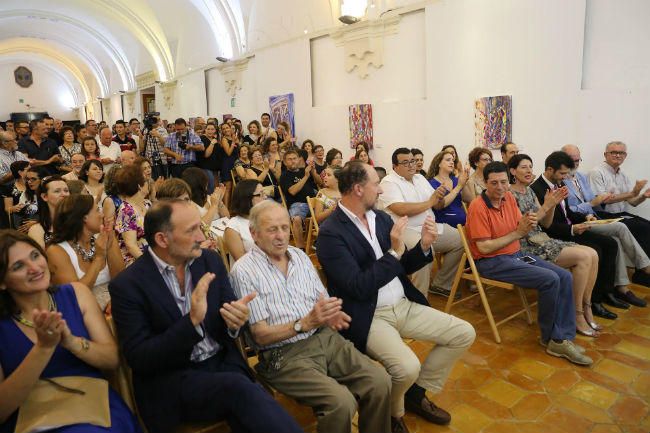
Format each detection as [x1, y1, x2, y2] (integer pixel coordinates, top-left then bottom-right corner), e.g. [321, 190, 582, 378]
[293, 320, 305, 333]
[387, 248, 401, 260]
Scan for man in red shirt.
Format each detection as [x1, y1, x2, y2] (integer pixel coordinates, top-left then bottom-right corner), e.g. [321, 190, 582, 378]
[466, 162, 592, 366]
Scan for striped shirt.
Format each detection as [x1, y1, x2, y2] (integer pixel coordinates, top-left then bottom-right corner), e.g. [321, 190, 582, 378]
[230, 245, 326, 349]
[148, 248, 220, 362]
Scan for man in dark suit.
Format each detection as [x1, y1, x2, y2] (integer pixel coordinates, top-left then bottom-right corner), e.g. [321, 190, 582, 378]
[317, 161, 475, 433]
[529, 151, 624, 319]
[109, 199, 302, 433]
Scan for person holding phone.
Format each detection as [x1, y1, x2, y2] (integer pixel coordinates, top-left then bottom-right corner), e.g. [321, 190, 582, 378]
[466, 161, 592, 366]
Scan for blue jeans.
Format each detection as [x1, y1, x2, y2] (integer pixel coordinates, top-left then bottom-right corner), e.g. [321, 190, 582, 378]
[475, 252, 575, 342]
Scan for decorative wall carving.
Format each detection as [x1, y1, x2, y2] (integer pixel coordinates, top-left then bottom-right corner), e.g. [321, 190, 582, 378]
[125, 92, 136, 114]
[216, 58, 250, 97]
[330, 15, 400, 79]
[159, 80, 177, 110]
[136, 71, 158, 89]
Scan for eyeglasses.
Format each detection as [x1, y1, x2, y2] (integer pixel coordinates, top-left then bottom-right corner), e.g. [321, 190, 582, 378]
[479, 157, 493, 163]
[607, 151, 627, 157]
[397, 160, 416, 166]
[26, 177, 39, 182]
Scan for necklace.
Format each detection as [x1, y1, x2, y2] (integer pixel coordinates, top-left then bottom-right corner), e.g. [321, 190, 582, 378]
[13, 292, 57, 328]
[72, 236, 96, 262]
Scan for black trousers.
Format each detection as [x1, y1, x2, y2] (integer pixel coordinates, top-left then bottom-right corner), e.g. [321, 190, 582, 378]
[573, 230, 618, 303]
[597, 211, 650, 259]
[178, 352, 303, 433]
[170, 163, 194, 178]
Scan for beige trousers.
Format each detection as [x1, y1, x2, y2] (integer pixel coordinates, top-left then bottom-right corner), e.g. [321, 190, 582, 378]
[403, 224, 464, 296]
[256, 327, 392, 433]
[365, 298, 476, 417]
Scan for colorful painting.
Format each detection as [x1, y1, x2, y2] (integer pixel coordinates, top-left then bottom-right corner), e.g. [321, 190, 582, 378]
[349, 104, 373, 149]
[474, 95, 512, 149]
[222, 114, 233, 123]
[268, 93, 295, 135]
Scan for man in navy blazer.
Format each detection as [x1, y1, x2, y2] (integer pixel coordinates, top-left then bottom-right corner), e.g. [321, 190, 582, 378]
[317, 161, 475, 432]
[109, 199, 301, 433]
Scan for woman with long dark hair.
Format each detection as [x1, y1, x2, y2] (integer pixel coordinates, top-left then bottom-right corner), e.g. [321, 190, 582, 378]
[0, 230, 141, 432]
[27, 176, 70, 249]
[47, 194, 124, 310]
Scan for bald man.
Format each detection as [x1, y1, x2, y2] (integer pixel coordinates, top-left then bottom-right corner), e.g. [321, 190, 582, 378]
[120, 150, 136, 166]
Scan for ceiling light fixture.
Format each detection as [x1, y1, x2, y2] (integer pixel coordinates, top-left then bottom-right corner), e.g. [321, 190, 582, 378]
[216, 56, 229, 63]
[338, 15, 359, 25]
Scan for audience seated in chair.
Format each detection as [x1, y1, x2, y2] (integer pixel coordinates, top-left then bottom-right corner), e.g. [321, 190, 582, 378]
[317, 161, 475, 432]
[230, 200, 392, 433]
[47, 194, 124, 311]
[224, 180, 265, 265]
[529, 151, 636, 317]
[279, 149, 319, 249]
[0, 230, 142, 433]
[507, 154, 603, 336]
[465, 161, 592, 366]
[427, 150, 472, 227]
[562, 144, 649, 304]
[587, 141, 650, 288]
[378, 148, 464, 299]
[108, 199, 301, 433]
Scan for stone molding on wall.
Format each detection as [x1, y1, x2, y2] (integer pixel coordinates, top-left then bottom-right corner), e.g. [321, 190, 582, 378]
[330, 15, 401, 79]
[136, 70, 158, 89]
[159, 80, 177, 110]
[216, 57, 250, 97]
[125, 92, 136, 114]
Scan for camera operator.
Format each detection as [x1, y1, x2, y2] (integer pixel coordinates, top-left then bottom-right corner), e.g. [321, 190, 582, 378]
[139, 114, 169, 179]
[164, 118, 204, 178]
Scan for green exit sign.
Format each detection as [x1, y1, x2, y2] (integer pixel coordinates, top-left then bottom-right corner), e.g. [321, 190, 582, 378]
[19, 98, 24, 103]
[230, 97, 235, 107]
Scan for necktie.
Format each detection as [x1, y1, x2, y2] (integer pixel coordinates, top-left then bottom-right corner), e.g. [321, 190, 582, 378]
[554, 185, 572, 225]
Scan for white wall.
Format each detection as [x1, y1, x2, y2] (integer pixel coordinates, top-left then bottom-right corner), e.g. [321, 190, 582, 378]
[0, 62, 77, 120]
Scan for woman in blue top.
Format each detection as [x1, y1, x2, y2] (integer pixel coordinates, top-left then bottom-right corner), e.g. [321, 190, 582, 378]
[427, 150, 472, 227]
[0, 230, 141, 432]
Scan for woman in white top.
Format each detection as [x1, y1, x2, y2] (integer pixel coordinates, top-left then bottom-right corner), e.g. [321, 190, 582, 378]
[46, 194, 124, 311]
[314, 167, 341, 224]
[225, 179, 267, 263]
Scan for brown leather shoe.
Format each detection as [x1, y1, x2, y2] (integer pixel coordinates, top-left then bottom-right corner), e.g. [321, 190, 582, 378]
[405, 396, 451, 425]
[391, 417, 410, 433]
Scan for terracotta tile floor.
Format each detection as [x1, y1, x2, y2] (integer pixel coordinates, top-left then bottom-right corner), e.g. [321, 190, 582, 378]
[274, 282, 650, 433]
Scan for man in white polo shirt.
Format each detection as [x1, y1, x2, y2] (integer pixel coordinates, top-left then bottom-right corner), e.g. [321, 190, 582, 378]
[98, 126, 122, 173]
[378, 148, 464, 298]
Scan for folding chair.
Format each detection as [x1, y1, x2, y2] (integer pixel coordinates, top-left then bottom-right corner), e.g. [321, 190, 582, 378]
[305, 196, 320, 255]
[446, 224, 537, 343]
[230, 169, 238, 186]
[279, 187, 309, 248]
[217, 235, 231, 272]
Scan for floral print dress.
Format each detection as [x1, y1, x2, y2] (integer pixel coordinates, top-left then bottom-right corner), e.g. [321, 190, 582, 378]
[511, 187, 576, 262]
[115, 200, 151, 266]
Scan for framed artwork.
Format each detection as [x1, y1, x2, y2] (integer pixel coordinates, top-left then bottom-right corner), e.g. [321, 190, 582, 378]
[268, 93, 295, 134]
[474, 95, 512, 149]
[349, 104, 373, 149]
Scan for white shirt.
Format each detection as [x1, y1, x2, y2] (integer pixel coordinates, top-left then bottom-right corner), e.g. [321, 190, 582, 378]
[230, 245, 326, 350]
[338, 203, 405, 308]
[225, 216, 255, 266]
[99, 141, 122, 173]
[378, 171, 435, 230]
[588, 161, 634, 214]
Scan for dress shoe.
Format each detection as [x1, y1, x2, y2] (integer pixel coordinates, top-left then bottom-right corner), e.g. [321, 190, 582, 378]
[405, 396, 451, 425]
[592, 302, 618, 320]
[546, 340, 593, 366]
[632, 270, 650, 287]
[391, 417, 410, 433]
[615, 290, 647, 308]
[603, 292, 630, 309]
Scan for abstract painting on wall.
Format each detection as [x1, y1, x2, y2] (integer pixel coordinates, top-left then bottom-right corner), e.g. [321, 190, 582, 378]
[268, 93, 295, 134]
[349, 104, 373, 149]
[474, 95, 512, 149]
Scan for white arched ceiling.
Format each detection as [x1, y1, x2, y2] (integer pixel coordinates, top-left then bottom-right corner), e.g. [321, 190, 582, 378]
[0, 43, 91, 104]
[0, 54, 84, 107]
[0, 0, 247, 97]
[0, 10, 134, 92]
